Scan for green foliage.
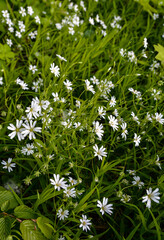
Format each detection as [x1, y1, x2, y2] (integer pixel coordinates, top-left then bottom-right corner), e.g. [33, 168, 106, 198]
[0, 217, 11, 240]
[20, 220, 47, 240]
[14, 205, 37, 219]
[0, 0, 164, 239]
[0, 44, 15, 61]
[154, 44, 164, 65]
[37, 217, 54, 239]
[0, 188, 18, 210]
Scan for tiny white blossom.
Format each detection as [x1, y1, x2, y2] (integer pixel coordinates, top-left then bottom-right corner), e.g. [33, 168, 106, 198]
[108, 115, 119, 131]
[64, 187, 76, 198]
[79, 215, 92, 232]
[1, 158, 16, 172]
[132, 176, 144, 189]
[154, 112, 164, 124]
[57, 208, 69, 220]
[109, 96, 116, 107]
[22, 120, 42, 140]
[7, 39, 13, 47]
[35, 16, 41, 24]
[97, 197, 113, 215]
[93, 144, 107, 160]
[93, 121, 104, 140]
[27, 6, 34, 16]
[133, 133, 141, 147]
[19, 7, 26, 17]
[142, 188, 160, 208]
[50, 63, 60, 77]
[7, 120, 24, 141]
[89, 17, 94, 25]
[85, 79, 95, 94]
[29, 65, 38, 74]
[50, 174, 67, 191]
[63, 79, 72, 91]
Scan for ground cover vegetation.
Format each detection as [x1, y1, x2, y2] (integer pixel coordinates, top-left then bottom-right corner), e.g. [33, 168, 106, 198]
[0, 0, 164, 239]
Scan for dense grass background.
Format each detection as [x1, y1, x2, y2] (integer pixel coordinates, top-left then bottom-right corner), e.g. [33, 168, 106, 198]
[0, 0, 164, 239]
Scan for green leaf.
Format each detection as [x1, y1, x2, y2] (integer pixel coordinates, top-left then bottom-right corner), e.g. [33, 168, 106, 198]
[0, 217, 11, 240]
[154, 44, 164, 64]
[37, 217, 53, 239]
[135, 0, 157, 15]
[0, 44, 15, 60]
[126, 223, 141, 240]
[75, 186, 96, 213]
[0, 190, 18, 210]
[8, 185, 24, 205]
[149, 209, 161, 240]
[34, 185, 60, 210]
[14, 205, 37, 219]
[1, 200, 10, 212]
[20, 220, 47, 240]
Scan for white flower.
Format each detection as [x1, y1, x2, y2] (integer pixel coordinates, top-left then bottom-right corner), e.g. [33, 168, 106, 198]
[133, 133, 141, 147]
[52, 92, 59, 102]
[155, 155, 161, 169]
[7, 39, 13, 47]
[19, 7, 26, 17]
[68, 27, 75, 35]
[154, 112, 164, 124]
[25, 101, 40, 119]
[93, 144, 107, 160]
[108, 115, 119, 131]
[50, 174, 67, 191]
[79, 215, 92, 232]
[98, 106, 106, 119]
[89, 17, 94, 25]
[109, 96, 116, 107]
[63, 79, 72, 91]
[21, 143, 35, 155]
[27, 6, 34, 16]
[50, 63, 60, 77]
[90, 76, 99, 85]
[143, 38, 148, 49]
[15, 31, 22, 38]
[2, 10, 9, 18]
[35, 16, 41, 24]
[22, 120, 42, 140]
[142, 188, 160, 208]
[7, 120, 24, 141]
[56, 54, 67, 62]
[120, 48, 126, 57]
[97, 197, 113, 215]
[131, 112, 140, 124]
[64, 187, 76, 198]
[69, 177, 77, 185]
[0, 77, 3, 85]
[76, 100, 81, 108]
[93, 121, 104, 140]
[85, 79, 95, 94]
[132, 176, 144, 189]
[127, 170, 136, 175]
[57, 208, 69, 220]
[1, 158, 16, 172]
[121, 122, 128, 140]
[29, 65, 38, 74]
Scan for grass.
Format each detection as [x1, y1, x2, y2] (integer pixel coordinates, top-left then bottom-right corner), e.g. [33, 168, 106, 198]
[0, 0, 164, 239]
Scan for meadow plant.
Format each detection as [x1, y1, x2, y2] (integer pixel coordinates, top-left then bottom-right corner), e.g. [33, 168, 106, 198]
[0, 0, 164, 239]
